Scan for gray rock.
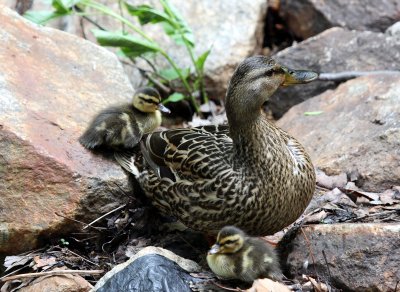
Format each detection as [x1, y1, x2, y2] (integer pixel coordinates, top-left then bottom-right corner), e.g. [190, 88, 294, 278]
[277, 75, 400, 192]
[271, 27, 400, 118]
[386, 21, 400, 36]
[0, 7, 132, 254]
[93, 247, 202, 292]
[283, 223, 400, 291]
[279, 0, 400, 39]
[17, 0, 267, 101]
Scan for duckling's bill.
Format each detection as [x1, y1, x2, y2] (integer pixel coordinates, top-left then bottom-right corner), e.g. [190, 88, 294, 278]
[282, 66, 318, 86]
[208, 244, 221, 255]
[158, 103, 171, 114]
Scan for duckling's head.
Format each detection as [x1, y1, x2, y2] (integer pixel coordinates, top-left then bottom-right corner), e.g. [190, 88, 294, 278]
[208, 226, 246, 254]
[132, 87, 170, 114]
[225, 56, 318, 125]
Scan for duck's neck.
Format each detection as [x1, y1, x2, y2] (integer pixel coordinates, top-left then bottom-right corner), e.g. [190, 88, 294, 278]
[229, 113, 283, 174]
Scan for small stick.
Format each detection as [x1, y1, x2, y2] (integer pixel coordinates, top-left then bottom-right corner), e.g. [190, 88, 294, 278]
[212, 281, 242, 291]
[318, 70, 400, 82]
[1, 269, 104, 282]
[65, 249, 99, 267]
[83, 204, 126, 230]
[300, 227, 319, 280]
[54, 212, 105, 231]
[322, 250, 332, 284]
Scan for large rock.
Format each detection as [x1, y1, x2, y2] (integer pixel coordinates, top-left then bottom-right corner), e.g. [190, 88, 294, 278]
[277, 75, 400, 192]
[271, 27, 400, 118]
[283, 223, 400, 291]
[0, 7, 133, 254]
[15, 0, 267, 100]
[279, 0, 400, 39]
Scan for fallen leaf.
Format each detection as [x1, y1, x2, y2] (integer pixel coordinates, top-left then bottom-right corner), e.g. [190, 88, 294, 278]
[33, 256, 57, 270]
[380, 189, 398, 205]
[246, 279, 291, 292]
[4, 255, 32, 272]
[316, 169, 347, 189]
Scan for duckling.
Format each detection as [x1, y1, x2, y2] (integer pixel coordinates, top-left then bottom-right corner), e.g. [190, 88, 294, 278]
[207, 226, 283, 283]
[115, 56, 317, 236]
[79, 87, 170, 150]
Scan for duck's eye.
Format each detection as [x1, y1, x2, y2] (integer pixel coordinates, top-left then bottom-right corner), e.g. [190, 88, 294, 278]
[265, 71, 273, 77]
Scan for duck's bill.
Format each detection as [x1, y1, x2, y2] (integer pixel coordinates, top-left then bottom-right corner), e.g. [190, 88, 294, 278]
[158, 104, 171, 114]
[208, 244, 220, 255]
[282, 67, 319, 86]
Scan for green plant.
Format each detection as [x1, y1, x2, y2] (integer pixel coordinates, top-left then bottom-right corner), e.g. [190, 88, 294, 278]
[24, 0, 211, 114]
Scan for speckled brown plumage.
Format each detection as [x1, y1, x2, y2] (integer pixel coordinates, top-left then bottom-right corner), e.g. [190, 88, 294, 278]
[116, 56, 317, 236]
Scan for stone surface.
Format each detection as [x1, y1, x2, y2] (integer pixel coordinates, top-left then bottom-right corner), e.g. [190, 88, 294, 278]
[279, 0, 400, 39]
[0, 6, 133, 254]
[17, 0, 267, 100]
[277, 75, 400, 192]
[386, 21, 400, 36]
[283, 223, 400, 291]
[94, 251, 200, 292]
[271, 27, 400, 117]
[17, 273, 93, 292]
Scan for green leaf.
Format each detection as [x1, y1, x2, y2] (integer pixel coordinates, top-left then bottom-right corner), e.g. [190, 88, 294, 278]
[52, 0, 81, 13]
[24, 10, 66, 24]
[304, 111, 324, 116]
[163, 92, 185, 104]
[124, 3, 170, 25]
[195, 49, 211, 72]
[159, 67, 190, 81]
[159, 0, 195, 47]
[92, 30, 160, 57]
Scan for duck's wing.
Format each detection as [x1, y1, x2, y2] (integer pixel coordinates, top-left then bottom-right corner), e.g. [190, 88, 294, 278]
[116, 125, 232, 181]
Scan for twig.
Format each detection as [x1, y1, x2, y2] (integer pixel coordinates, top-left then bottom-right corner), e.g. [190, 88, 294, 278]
[83, 204, 126, 230]
[322, 250, 332, 285]
[64, 248, 99, 267]
[300, 227, 319, 280]
[118, 0, 126, 33]
[1, 269, 104, 282]
[212, 281, 242, 291]
[73, 5, 107, 31]
[318, 70, 400, 82]
[54, 212, 105, 232]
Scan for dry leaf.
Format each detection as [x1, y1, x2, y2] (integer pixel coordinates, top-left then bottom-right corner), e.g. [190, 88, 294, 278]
[246, 279, 290, 292]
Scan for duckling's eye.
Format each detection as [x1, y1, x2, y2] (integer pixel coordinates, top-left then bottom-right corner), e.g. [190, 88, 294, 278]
[223, 239, 236, 245]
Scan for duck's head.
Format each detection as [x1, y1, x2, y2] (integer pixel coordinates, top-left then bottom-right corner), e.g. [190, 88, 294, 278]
[132, 87, 170, 114]
[208, 226, 246, 255]
[225, 56, 318, 125]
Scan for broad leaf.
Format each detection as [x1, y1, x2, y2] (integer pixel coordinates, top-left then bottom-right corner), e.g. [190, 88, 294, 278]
[163, 92, 185, 104]
[24, 10, 66, 24]
[159, 67, 190, 81]
[159, 0, 195, 47]
[124, 3, 170, 25]
[92, 30, 160, 57]
[195, 49, 211, 72]
[52, 0, 82, 13]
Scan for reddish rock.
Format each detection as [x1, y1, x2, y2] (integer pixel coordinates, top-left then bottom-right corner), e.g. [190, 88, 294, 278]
[18, 273, 93, 292]
[0, 7, 133, 254]
[277, 75, 400, 192]
[283, 223, 400, 291]
[279, 0, 400, 39]
[271, 27, 400, 117]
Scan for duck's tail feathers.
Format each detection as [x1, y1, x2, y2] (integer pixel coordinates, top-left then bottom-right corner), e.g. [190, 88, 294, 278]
[114, 151, 140, 177]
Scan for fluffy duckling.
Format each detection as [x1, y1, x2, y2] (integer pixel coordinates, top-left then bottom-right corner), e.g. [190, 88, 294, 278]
[207, 226, 283, 283]
[79, 87, 170, 150]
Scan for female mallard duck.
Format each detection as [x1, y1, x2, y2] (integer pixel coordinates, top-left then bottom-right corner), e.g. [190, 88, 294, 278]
[207, 226, 282, 282]
[116, 56, 317, 235]
[79, 87, 170, 150]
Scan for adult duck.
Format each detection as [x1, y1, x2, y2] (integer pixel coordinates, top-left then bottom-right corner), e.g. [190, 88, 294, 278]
[116, 56, 317, 236]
